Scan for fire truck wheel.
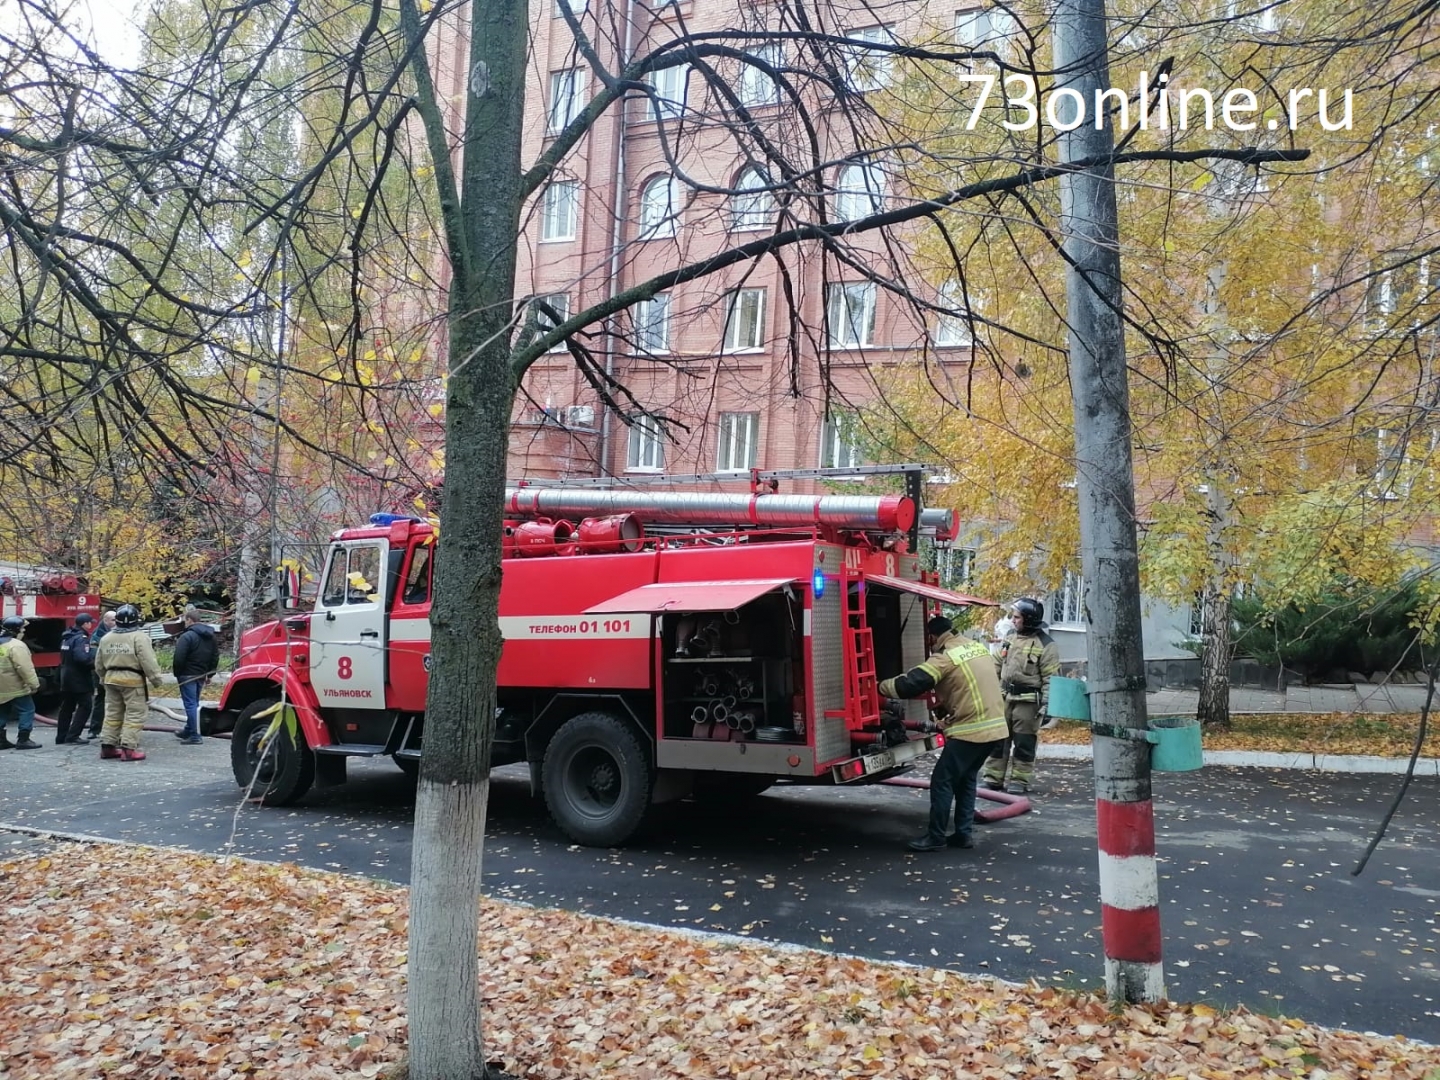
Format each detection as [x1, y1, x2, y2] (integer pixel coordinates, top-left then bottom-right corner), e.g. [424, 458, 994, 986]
[542, 712, 652, 847]
[690, 773, 775, 802]
[231, 699, 315, 806]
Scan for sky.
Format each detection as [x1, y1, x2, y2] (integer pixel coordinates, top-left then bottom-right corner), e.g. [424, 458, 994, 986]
[74, 0, 144, 66]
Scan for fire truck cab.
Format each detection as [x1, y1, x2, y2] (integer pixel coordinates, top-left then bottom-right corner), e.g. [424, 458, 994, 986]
[208, 483, 986, 846]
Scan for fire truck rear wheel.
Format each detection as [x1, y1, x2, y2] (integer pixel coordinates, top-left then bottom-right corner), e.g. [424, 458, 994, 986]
[231, 698, 315, 806]
[542, 712, 652, 847]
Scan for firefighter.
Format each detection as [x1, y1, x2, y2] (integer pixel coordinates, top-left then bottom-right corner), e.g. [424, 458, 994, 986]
[94, 605, 164, 762]
[55, 612, 96, 744]
[0, 616, 42, 750]
[879, 615, 1008, 853]
[983, 596, 1060, 795]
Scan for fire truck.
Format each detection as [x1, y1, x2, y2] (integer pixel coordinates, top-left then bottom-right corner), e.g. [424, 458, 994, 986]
[0, 563, 101, 703]
[207, 472, 986, 846]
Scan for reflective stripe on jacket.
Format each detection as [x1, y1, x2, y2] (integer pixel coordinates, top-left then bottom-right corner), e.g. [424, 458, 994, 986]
[96, 629, 163, 688]
[996, 630, 1061, 709]
[914, 635, 1008, 744]
[0, 637, 40, 703]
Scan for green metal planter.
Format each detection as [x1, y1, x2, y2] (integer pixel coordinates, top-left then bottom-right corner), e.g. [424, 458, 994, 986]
[1048, 676, 1092, 721]
[1147, 715, 1203, 772]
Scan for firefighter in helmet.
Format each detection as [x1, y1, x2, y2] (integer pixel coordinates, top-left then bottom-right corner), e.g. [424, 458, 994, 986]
[94, 605, 164, 761]
[879, 615, 1008, 852]
[982, 596, 1060, 794]
[0, 616, 42, 750]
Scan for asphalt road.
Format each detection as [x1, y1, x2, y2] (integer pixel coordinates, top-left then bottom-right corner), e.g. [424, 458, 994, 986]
[2, 732, 1437, 1041]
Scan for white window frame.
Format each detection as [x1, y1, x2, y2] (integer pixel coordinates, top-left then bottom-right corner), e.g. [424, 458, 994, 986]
[738, 43, 784, 108]
[1223, 0, 1278, 32]
[936, 545, 977, 589]
[626, 414, 665, 472]
[955, 6, 1021, 53]
[716, 411, 760, 472]
[826, 281, 877, 348]
[634, 293, 671, 354]
[638, 175, 678, 239]
[537, 293, 570, 352]
[933, 280, 980, 346]
[1049, 569, 1085, 626]
[834, 162, 887, 222]
[547, 69, 584, 134]
[730, 167, 774, 232]
[554, 0, 587, 16]
[540, 180, 579, 241]
[820, 412, 864, 469]
[844, 25, 894, 92]
[646, 64, 689, 121]
[722, 288, 767, 352]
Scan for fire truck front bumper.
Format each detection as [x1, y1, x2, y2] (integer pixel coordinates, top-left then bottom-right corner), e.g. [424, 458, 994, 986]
[830, 733, 941, 784]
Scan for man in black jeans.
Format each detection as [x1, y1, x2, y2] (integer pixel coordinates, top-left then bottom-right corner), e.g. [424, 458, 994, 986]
[55, 613, 96, 744]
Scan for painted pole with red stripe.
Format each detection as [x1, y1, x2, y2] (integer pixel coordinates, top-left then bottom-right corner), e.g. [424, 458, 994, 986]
[1054, 0, 1167, 1003]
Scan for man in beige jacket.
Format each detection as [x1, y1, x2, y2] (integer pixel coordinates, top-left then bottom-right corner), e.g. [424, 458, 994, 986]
[94, 605, 164, 761]
[0, 616, 42, 750]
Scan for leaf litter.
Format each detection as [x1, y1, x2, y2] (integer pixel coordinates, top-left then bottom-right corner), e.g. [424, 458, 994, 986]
[2, 841, 1437, 1079]
[1046, 713, 1440, 758]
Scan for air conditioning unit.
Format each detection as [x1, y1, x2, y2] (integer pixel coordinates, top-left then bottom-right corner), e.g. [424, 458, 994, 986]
[563, 405, 595, 428]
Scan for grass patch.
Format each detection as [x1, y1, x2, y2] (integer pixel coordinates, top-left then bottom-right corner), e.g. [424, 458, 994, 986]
[1045, 712, 1439, 757]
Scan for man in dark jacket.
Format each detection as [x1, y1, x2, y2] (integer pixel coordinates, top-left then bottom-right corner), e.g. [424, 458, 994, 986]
[171, 607, 219, 744]
[84, 610, 117, 739]
[55, 613, 96, 744]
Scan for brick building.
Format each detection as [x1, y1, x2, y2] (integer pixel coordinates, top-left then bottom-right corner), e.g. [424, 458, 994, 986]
[429, 0, 1001, 487]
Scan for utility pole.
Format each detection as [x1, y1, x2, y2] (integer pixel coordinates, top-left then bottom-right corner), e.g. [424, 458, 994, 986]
[1052, 0, 1165, 1002]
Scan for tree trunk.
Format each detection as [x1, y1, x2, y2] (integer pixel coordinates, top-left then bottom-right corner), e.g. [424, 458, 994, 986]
[404, 0, 526, 1074]
[1054, 0, 1164, 1004]
[1197, 583, 1232, 729]
[1195, 480, 1234, 730]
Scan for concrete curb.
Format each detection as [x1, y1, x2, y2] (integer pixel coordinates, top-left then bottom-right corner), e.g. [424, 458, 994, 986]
[1039, 743, 1440, 774]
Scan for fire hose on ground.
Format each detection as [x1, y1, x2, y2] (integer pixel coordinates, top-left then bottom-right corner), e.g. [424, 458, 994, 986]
[880, 774, 1032, 823]
[33, 706, 234, 740]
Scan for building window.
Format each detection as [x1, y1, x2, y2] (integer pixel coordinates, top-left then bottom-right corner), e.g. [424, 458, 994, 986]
[1222, 0, 1278, 32]
[820, 412, 864, 469]
[933, 280, 981, 346]
[638, 175, 678, 239]
[540, 180, 579, 241]
[1049, 569, 1084, 625]
[716, 412, 760, 472]
[843, 26, 894, 92]
[646, 64, 688, 121]
[554, 0, 586, 16]
[536, 292, 570, 352]
[627, 414, 665, 471]
[834, 161, 886, 222]
[722, 288, 766, 351]
[955, 6, 1021, 53]
[738, 43, 783, 107]
[826, 281, 877, 348]
[730, 167, 775, 231]
[547, 69, 584, 134]
[936, 546, 977, 589]
[634, 293, 670, 354]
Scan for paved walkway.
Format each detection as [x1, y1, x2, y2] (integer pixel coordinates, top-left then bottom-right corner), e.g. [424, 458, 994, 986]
[1146, 680, 1435, 716]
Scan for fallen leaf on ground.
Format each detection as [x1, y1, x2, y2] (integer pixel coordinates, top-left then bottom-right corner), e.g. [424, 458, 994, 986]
[2, 843, 1438, 1079]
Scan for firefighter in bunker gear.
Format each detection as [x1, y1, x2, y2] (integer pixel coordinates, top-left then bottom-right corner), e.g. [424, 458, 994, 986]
[0, 616, 41, 749]
[983, 597, 1060, 794]
[879, 615, 1008, 852]
[94, 605, 164, 761]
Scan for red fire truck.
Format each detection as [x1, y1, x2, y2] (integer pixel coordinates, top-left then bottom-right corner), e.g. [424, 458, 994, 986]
[0, 566, 102, 703]
[207, 478, 984, 846]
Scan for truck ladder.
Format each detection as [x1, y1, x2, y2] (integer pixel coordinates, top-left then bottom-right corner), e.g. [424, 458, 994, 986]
[843, 565, 881, 728]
